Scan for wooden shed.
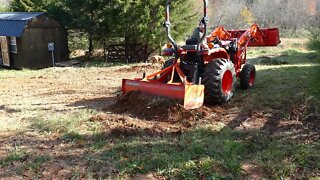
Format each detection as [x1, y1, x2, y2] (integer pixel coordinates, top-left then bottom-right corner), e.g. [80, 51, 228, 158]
[0, 12, 68, 69]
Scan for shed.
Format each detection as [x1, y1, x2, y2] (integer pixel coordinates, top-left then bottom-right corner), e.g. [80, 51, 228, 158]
[0, 12, 68, 69]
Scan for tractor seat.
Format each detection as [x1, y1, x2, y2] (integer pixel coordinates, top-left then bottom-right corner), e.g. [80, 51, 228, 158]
[182, 38, 198, 51]
[181, 45, 197, 51]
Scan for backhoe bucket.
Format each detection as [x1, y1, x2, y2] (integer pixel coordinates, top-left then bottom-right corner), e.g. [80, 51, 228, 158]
[122, 79, 204, 110]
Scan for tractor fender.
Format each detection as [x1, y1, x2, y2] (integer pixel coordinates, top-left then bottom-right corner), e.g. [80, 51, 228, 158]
[203, 48, 229, 63]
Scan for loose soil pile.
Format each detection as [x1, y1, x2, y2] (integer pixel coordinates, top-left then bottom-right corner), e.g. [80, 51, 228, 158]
[90, 91, 213, 136]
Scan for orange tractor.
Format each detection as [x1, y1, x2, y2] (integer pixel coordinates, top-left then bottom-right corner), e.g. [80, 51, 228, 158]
[122, 0, 280, 109]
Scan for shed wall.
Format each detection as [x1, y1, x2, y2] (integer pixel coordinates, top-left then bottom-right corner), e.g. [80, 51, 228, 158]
[11, 17, 68, 69]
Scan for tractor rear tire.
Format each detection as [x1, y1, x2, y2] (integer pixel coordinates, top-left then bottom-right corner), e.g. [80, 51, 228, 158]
[240, 63, 256, 89]
[202, 58, 236, 104]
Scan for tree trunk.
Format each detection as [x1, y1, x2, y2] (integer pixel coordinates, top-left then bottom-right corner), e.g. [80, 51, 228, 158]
[88, 8, 94, 59]
[103, 39, 107, 61]
[88, 33, 93, 59]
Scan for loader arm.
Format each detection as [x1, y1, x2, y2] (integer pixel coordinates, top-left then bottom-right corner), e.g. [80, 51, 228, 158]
[237, 24, 264, 49]
[234, 24, 264, 74]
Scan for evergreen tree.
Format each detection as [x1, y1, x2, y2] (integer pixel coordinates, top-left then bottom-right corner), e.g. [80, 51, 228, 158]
[10, 0, 45, 12]
[121, 0, 199, 55]
[0, 6, 8, 12]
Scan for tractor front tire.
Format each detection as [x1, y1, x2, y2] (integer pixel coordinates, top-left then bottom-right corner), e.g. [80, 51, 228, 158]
[240, 63, 256, 89]
[203, 58, 236, 104]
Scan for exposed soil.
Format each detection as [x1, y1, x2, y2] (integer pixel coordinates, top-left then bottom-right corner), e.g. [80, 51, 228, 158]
[90, 91, 215, 136]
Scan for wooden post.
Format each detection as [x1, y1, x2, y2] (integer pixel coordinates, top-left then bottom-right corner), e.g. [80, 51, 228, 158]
[0, 36, 10, 67]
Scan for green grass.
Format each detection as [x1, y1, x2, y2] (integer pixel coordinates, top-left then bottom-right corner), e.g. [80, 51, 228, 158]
[80, 59, 129, 68]
[243, 49, 320, 109]
[308, 29, 320, 51]
[0, 146, 27, 167]
[58, 126, 319, 179]
[29, 110, 102, 136]
[17, 156, 50, 174]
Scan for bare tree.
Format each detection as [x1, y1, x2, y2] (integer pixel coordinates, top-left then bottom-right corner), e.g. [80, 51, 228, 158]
[208, 0, 318, 31]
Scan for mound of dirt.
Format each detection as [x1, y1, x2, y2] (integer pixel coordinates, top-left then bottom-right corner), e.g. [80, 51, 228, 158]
[109, 91, 209, 126]
[90, 91, 210, 136]
[88, 91, 214, 137]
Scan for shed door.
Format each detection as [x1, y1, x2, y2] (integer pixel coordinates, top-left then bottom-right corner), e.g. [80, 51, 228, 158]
[0, 37, 10, 67]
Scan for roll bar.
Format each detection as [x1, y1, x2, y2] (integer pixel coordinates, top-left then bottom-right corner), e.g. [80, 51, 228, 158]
[165, 0, 209, 57]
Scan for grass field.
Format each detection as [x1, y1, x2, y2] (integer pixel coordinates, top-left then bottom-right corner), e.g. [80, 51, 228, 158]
[0, 39, 319, 179]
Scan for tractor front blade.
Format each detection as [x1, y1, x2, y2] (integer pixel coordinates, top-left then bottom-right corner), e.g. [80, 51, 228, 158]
[122, 79, 204, 110]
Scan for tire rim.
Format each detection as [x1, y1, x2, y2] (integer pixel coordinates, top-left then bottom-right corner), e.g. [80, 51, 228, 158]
[222, 70, 233, 94]
[249, 70, 255, 86]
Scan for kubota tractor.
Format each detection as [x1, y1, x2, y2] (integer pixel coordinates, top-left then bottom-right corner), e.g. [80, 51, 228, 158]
[122, 0, 280, 109]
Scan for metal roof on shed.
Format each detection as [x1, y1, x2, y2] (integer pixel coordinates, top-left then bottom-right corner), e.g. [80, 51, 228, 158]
[0, 12, 45, 37]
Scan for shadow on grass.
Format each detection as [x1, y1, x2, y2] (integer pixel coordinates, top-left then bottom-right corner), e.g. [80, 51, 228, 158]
[0, 66, 13, 71]
[68, 97, 116, 111]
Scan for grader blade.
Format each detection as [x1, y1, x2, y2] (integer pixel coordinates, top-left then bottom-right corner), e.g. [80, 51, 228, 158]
[122, 79, 204, 110]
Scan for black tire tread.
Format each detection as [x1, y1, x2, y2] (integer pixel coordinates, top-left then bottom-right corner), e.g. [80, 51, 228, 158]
[202, 58, 236, 104]
[240, 63, 256, 89]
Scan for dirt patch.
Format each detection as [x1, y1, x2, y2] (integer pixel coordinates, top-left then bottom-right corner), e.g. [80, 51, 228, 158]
[110, 91, 208, 123]
[90, 113, 186, 137]
[89, 91, 214, 136]
[242, 161, 270, 179]
[277, 99, 320, 142]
